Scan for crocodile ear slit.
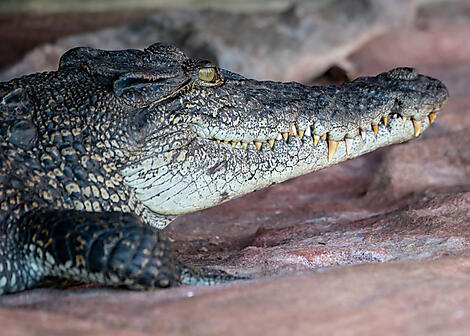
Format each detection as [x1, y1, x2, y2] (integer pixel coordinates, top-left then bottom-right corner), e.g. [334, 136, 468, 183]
[113, 73, 147, 97]
[113, 71, 189, 107]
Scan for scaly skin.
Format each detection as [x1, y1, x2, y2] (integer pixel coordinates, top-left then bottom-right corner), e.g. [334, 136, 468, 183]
[0, 43, 448, 294]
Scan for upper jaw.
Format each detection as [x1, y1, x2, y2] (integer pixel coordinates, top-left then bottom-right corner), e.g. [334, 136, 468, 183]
[191, 68, 448, 156]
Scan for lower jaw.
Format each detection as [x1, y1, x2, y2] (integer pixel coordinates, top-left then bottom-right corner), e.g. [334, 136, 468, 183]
[138, 115, 429, 217]
[214, 115, 430, 194]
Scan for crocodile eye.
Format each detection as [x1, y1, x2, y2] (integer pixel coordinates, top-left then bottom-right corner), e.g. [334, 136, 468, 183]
[198, 67, 217, 83]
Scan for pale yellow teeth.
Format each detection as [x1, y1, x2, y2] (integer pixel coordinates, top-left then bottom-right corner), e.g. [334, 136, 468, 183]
[345, 138, 353, 155]
[402, 116, 407, 125]
[412, 119, 422, 137]
[328, 140, 339, 162]
[216, 139, 221, 143]
[241, 142, 248, 149]
[282, 132, 289, 141]
[382, 116, 388, 125]
[313, 135, 320, 146]
[289, 125, 297, 136]
[360, 129, 366, 141]
[231, 141, 239, 147]
[372, 124, 379, 135]
[298, 129, 305, 139]
[254, 141, 262, 150]
[304, 127, 312, 137]
[276, 133, 283, 141]
[267, 139, 275, 147]
[321, 134, 327, 140]
[429, 112, 436, 124]
[223, 140, 229, 145]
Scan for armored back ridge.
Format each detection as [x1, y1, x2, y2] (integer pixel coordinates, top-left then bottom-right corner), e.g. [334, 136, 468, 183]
[0, 43, 448, 294]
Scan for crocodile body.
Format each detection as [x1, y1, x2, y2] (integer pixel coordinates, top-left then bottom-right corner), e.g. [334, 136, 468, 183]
[0, 43, 448, 294]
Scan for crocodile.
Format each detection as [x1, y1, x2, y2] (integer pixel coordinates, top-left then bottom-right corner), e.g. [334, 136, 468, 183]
[0, 43, 448, 294]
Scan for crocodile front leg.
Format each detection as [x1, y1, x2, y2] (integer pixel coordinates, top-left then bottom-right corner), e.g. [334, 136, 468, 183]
[0, 209, 233, 294]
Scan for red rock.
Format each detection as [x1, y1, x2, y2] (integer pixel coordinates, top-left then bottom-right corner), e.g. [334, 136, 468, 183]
[2, 257, 470, 335]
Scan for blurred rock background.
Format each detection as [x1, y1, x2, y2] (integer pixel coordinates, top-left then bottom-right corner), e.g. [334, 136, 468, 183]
[1, 0, 470, 335]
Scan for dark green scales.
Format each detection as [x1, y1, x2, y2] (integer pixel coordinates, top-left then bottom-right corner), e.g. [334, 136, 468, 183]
[0, 43, 448, 294]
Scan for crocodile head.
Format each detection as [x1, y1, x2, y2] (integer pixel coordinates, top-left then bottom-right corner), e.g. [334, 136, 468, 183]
[65, 43, 447, 227]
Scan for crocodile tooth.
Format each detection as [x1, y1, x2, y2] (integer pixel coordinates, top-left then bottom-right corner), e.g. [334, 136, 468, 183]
[412, 119, 422, 137]
[372, 124, 379, 135]
[360, 129, 366, 141]
[289, 125, 297, 136]
[223, 140, 229, 145]
[298, 128, 305, 139]
[328, 140, 339, 162]
[241, 142, 248, 149]
[267, 139, 275, 147]
[231, 141, 239, 146]
[321, 134, 327, 140]
[216, 139, 221, 143]
[382, 116, 388, 125]
[254, 141, 262, 150]
[345, 138, 353, 155]
[402, 116, 407, 125]
[276, 133, 283, 141]
[313, 134, 320, 146]
[429, 112, 436, 124]
[304, 127, 312, 137]
[281, 132, 288, 140]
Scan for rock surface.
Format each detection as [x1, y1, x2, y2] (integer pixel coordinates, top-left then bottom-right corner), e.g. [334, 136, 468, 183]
[2, 257, 470, 336]
[0, 10, 154, 72]
[2, 1, 470, 335]
[0, 0, 414, 82]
